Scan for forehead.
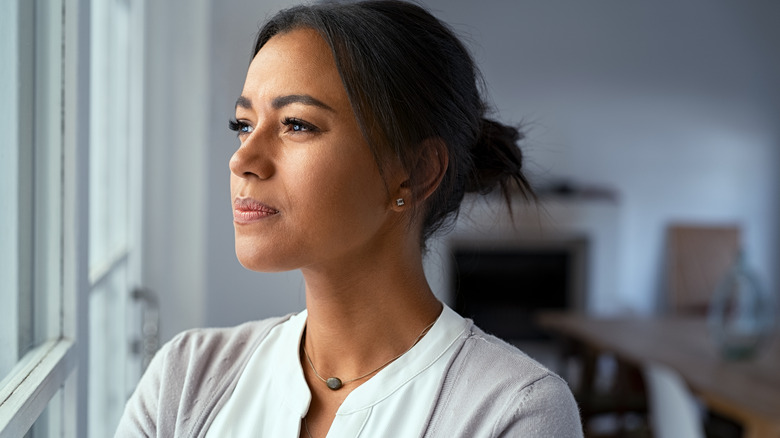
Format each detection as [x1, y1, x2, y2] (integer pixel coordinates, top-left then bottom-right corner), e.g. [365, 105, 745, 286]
[241, 28, 347, 110]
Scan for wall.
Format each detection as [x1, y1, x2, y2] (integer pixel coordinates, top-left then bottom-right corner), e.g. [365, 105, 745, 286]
[204, 0, 306, 329]
[143, 0, 210, 341]
[144, 0, 303, 340]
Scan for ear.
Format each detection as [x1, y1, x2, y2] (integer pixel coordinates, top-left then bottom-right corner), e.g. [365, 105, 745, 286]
[390, 137, 448, 211]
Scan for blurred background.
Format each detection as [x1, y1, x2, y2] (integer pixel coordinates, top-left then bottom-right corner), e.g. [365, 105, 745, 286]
[3, 0, 778, 436]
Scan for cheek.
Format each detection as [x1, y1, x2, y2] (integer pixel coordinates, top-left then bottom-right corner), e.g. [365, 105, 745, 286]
[286, 149, 388, 239]
[297, 151, 385, 210]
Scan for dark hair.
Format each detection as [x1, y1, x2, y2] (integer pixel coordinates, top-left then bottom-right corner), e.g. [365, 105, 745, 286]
[253, 0, 534, 246]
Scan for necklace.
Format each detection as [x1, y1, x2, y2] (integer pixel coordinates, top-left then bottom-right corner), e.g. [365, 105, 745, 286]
[302, 319, 436, 391]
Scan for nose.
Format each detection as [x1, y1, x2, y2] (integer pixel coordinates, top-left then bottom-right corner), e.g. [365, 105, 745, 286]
[229, 133, 275, 180]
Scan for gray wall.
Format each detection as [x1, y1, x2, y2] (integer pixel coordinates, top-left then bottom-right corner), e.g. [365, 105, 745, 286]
[204, 0, 307, 329]
[143, 0, 303, 341]
[147, 0, 780, 338]
[143, 0, 211, 342]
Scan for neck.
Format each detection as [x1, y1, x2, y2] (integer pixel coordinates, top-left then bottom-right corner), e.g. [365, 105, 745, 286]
[300, 242, 442, 384]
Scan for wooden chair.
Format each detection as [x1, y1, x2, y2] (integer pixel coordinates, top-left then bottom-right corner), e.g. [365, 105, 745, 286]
[664, 225, 744, 437]
[665, 225, 741, 316]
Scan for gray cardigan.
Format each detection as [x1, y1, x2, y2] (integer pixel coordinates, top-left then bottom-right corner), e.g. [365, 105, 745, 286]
[115, 315, 583, 437]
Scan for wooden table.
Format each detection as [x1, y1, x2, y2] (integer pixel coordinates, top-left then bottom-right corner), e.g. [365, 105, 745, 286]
[538, 312, 780, 438]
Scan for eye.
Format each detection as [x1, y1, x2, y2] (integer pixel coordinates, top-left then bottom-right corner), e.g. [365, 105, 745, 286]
[281, 117, 319, 134]
[228, 118, 253, 136]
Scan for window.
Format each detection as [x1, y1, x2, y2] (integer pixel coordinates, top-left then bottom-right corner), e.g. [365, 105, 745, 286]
[1, 0, 35, 381]
[0, 0, 145, 435]
[0, 0, 83, 435]
[87, 0, 146, 435]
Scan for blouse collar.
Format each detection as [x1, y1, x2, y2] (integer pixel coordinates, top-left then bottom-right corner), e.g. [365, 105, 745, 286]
[275, 305, 469, 417]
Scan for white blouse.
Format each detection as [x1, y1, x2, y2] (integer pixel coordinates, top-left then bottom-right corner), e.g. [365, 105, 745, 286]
[205, 305, 469, 437]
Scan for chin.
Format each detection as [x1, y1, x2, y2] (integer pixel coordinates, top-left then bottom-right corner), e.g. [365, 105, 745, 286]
[236, 250, 278, 272]
[234, 242, 295, 273]
[236, 256, 291, 273]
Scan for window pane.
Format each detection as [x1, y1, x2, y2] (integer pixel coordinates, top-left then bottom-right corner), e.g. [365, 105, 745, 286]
[89, 264, 130, 436]
[31, 0, 66, 345]
[0, 0, 35, 378]
[89, 0, 130, 276]
[88, 0, 143, 435]
[1, 0, 83, 435]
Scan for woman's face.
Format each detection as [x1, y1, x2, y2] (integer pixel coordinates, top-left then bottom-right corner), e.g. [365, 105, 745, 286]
[229, 28, 403, 272]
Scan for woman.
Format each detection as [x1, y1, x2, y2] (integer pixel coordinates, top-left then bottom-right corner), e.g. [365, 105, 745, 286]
[116, 1, 582, 437]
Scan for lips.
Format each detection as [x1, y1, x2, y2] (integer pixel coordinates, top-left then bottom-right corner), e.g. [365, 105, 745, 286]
[233, 197, 280, 224]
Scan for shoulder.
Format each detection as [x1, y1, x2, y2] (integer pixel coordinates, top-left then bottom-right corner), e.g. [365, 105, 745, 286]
[162, 314, 292, 363]
[455, 324, 561, 388]
[115, 314, 295, 437]
[149, 314, 295, 401]
[426, 323, 583, 437]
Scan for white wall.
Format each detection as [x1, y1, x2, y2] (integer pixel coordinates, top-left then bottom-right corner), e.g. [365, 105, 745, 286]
[143, 0, 210, 341]
[147, 0, 780, 336]
[145, 0, 306, 340]
[204, 0, 306, 329]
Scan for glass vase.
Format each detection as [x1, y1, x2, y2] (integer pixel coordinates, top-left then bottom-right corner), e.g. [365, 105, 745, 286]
[708, 252, 775, 360]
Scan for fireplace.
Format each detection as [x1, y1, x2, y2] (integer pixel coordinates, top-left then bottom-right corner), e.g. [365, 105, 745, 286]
[452, 237, 588, 341]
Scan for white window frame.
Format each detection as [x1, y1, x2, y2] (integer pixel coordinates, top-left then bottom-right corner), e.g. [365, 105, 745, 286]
[0, 0, 90, 435]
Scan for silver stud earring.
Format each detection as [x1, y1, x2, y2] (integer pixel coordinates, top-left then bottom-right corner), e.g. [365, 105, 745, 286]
[396, 198, 405, 207]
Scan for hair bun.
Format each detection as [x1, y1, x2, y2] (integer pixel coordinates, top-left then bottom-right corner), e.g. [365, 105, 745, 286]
[466, 118, 532, 199]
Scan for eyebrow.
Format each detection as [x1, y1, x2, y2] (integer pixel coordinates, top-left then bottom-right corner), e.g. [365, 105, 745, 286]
[234, 94, 335, 112]
[272, 94, 334, 112]
[235, 95, 253, 109]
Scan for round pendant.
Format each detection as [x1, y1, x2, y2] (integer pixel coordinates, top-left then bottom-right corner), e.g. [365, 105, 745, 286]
[326, 377, 343, 390]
